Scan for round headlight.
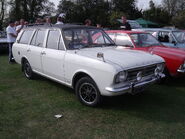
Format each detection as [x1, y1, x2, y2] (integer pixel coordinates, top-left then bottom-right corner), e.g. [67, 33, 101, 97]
[157, 63, 164, 72]
[137, 71, 142, 81]
[155, 68, 160, 76]
[115, 71, 127, 83]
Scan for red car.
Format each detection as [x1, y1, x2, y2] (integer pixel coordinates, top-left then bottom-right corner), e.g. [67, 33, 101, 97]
[105, 30, 185, 77]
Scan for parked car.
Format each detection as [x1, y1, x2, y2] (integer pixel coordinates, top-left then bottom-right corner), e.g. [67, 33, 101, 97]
[133, 28, 185, 49]
[105, 30, 185, 77]
[12, 25, 165, 106]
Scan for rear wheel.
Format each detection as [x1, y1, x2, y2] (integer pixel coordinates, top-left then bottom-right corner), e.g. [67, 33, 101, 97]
[23, 60, 34, 79]
[75, 77, 102, 107]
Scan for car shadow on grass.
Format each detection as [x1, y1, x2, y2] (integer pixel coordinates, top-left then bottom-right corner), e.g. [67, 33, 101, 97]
[33, 74, 185, 124]
[100, 77, 185, 124]
[34, 74, 74, 94]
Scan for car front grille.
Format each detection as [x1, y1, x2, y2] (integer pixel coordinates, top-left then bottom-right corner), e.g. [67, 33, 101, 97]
[127, 65, 157, 81]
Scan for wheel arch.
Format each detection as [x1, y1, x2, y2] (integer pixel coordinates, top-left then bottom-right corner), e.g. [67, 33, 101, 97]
[21, 56, 28, 71]
[72, 71, 96, 89]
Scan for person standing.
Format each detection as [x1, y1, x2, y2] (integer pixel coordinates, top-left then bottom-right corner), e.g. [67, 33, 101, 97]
[6, 21, 17, 63]
[14, 21, 20, 29]
[56, 13, 65, 25]
[16, 19, 25, 34]
[84, 19, 92, 26]
[120, 16, 131, 30]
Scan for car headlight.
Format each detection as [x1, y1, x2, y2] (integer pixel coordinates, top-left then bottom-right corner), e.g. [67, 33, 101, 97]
[155, 63, 165, 76]
[115, 71, 127, 83]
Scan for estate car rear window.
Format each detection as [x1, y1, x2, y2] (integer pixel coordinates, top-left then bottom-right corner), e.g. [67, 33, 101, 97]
[19, 30, 34, 44]
[31, 30, 46, 47]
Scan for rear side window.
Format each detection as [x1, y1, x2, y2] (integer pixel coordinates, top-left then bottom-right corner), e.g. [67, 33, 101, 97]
[47, 30, 60, 50]
[107, 33, 116, 41]
[115, 33, 133, 47]
[19, 30, 34, 44]
[31, 30, 46, 47]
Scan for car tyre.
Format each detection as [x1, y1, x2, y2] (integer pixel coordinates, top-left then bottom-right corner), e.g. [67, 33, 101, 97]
[23, 60, 34, 79]
[75, 77, 102, 107]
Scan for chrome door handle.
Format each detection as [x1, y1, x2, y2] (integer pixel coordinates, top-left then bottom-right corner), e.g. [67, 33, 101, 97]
[41, 51, 46, 55]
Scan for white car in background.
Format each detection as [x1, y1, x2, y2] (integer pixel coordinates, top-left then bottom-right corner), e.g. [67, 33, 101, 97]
[12, 24, 165, 106]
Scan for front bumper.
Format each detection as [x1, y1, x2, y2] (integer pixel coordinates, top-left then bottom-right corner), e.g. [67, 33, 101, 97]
[177, 69, 185, 73]
[105, 74, 165, 95]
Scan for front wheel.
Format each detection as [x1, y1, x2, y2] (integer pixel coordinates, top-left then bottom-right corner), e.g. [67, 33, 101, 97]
[23, 60, 34, 79]
[75, 77, 102, 107]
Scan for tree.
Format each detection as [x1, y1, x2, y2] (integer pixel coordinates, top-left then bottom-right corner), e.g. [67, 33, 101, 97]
[171, 10, 185, 29]
[143, 0, 171, 26]
[111, 0, 142, 19]
[57, 0, 110, 26]
[0, 0, 7, 30]
[162, 0, 185, 16]
[8, 0, 55, 22]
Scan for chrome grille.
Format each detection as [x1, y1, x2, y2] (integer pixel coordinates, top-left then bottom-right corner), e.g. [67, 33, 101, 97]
[127, 65, 156, 81]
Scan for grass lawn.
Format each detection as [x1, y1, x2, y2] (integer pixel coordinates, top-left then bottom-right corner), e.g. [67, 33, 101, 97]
[0, 54, 185, 138]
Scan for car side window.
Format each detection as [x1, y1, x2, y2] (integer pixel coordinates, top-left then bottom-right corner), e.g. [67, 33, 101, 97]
[31, 30, 46, 47]
[47, 30, 60, 50]
[158, 31, 170, 43]
[169, 34, 176, 43]
[94, 34, 110, 44]
[107, 33, 116, 41]
[19, 30, 34, 44]
[115, 33, 133, 47]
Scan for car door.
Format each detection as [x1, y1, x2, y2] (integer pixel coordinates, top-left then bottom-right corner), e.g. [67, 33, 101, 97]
[41, 29, 66, 81]
[28, 29, 47, 72]
[14, 29, 34, 63]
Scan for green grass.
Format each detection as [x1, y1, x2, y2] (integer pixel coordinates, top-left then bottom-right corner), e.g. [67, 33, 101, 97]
[0, 54, 185, 138]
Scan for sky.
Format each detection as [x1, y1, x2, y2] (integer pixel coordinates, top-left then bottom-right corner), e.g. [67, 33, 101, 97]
[50, 0, 162, 10]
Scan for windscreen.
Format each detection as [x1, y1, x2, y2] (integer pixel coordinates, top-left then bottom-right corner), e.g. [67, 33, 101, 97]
[63, 28, 115, 50]
[173, 31, 185, 43]
[130, 33, 161, 47]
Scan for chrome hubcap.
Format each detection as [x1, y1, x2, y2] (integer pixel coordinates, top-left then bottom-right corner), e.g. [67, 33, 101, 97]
[79, 83, 97, 104]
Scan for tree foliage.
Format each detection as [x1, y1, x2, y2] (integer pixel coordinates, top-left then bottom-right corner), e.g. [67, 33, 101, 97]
[8, 0, 55, 22]
[162, 0, 185, 16]
[57, 0, 141, 27]
[171, 10, 185, 29]
[0, 0, 8, 30]
[143, 0, 171, 26]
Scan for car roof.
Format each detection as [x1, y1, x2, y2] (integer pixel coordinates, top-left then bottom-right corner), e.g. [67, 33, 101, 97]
[23, 24, 98, 31]
[106, 30, 147, 34]
[136, 28, 181, 32]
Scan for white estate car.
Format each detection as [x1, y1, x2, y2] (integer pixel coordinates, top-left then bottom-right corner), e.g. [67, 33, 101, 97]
[12, 25, 165, 106]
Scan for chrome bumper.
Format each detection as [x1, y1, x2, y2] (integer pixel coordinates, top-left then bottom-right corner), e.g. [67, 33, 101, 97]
[177, 69, 185, 73]
[105, 74, 165, 95]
